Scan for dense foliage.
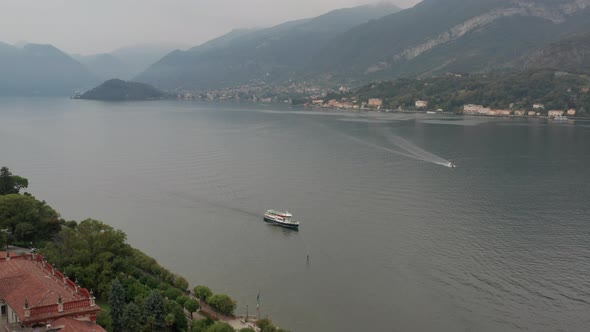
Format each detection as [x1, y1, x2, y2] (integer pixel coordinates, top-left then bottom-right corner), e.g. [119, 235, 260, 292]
[207, 294, 237, 316]
[145, 290, 167, 331]
[109, 279, 126, 332]
[350, 70, 590, 113]
[524, 32, 590, 75]
[205, 321, 235, 332]
[0, 168, 61, 247]
[39, 219, 193, 331]
[255, 318, 290, 332]
[193, 285, 213, 301]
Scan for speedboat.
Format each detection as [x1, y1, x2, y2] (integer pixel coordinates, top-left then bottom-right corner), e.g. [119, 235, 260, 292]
[264, 210, 299, 230]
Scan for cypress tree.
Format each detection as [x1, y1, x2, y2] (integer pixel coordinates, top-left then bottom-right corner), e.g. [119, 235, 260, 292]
[109, 279, 126, 332]
[144, 290, 166, 331]
[0, 167, 15, 195]
[121, 302, 143, 332]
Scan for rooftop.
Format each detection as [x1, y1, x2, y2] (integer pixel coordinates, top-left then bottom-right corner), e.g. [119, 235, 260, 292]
[0, 253, 100, 325]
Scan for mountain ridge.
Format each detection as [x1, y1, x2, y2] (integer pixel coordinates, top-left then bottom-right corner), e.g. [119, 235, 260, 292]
[137, 0, 590, 91]
[311, 0, 590, 79]
[0, 43, 98, 96]
[135, 3, 402, 90]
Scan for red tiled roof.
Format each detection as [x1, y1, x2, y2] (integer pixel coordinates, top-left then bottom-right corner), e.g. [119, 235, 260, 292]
[0, 254, 100, 323]
[51, 317, 107, 332]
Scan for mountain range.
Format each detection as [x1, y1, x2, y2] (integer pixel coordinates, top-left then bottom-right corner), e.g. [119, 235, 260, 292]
[3, 0, 590, 96]
[136, 0, 590, 90]
[0, 42, 187, 96]
[135, 3, 402, 90]
[311, 0, 590, 81]
[0, 43, 98, 96]
[73, 43, 188, 81]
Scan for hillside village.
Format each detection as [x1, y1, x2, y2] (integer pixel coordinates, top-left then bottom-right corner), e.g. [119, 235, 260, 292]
[174, 72, 590, 119]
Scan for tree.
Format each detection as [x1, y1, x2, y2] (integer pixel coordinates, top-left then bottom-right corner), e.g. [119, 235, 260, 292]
[11, 176, 28, 194]
[256, 319, 285, 332]
[145, 290, 167, 331]
[97, 311, 113, 332]
[109, 279, 126, 332]
[163, 287, 183, 301]
[193, 285, 212, 301]
[205, 321, 234, 332]
[239, 328, 255, 332]
[176, 295, 189, 307]
[165, 313, 176, 331]
[165, 299, 188, 332]
[207, 294, 236, 316]
[190, 318, 213, 332]
[0, 194, 61, 243]
[253, 319, 290, 332]
[184, 299, 200, 319]
[121, 302, 144, 332]
[0, 167, 28, 195]
[41, 219, 131, 297]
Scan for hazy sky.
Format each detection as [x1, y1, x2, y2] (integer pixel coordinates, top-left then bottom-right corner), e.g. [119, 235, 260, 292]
[0, 0, 420, 55]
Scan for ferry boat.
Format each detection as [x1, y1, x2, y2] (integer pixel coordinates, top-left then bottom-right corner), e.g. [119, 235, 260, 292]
[264, 210, 299, 229]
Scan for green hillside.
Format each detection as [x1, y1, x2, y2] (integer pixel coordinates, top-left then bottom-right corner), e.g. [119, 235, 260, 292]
[311, 0, 590, 82]
[348, 70, 590, 113]
[136, 3, 401, 90]
[522, 32, 590, 74]
[80, 79, 168, 101]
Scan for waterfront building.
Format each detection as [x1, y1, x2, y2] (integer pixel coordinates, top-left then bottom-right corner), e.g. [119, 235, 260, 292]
[368, 98, 383, 108]
[415, 100, 428, 108]
[463, 104, 494, 115]
[548, 110, 564, 117]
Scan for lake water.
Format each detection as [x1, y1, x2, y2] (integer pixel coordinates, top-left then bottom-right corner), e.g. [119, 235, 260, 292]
[1, 98, 589, 332]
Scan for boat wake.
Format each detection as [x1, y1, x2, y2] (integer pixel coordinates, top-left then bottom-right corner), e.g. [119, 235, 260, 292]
[380, 130, 455, 168]
[308, 121, 454, 167]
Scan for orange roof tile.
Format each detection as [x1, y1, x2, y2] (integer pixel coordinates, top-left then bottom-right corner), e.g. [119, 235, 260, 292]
[0, 254, 100, 324]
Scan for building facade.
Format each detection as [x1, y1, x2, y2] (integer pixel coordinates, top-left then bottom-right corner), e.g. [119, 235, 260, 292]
[548, 110, 564, 117]
[0, 252, 105, 332]
[368, 98, 383, 108]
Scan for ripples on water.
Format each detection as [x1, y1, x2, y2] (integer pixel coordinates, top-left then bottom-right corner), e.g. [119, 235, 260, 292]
[1, 100, 589, 331]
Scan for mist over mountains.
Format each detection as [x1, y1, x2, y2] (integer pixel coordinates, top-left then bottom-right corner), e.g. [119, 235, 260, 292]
[0, 43, 98, 96]
[311, 0, 590, 81]
[73, 43, 189, 81]
[135, 3, 402, 90]
[136, 0, 590, 90]
[2, 0, 590, 96]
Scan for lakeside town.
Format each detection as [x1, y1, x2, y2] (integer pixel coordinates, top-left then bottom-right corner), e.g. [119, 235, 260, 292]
[174, 81, 588, 119]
